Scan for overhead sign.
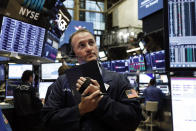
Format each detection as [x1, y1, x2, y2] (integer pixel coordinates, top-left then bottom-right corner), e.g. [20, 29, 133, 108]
[59, 20, 93, 47]
[138, 0, 163, 20]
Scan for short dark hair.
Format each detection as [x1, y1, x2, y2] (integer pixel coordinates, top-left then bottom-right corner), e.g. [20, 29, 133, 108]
[58, 65, 70, 76]
[69, 29, 95, 46]
[21, 70, 33, 83]
[149, 78, 156, 86]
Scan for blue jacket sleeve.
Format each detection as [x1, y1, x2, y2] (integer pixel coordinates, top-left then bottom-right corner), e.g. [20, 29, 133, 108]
[41, 75, 81, 130]
[94, 74, 142, 131]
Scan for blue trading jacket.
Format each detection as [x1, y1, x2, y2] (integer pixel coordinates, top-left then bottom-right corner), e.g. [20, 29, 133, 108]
[42, 68, 142, 131]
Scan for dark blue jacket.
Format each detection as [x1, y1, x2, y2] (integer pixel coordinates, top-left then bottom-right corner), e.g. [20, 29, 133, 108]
[42, 68, 142, 131]
[143, 86, 165, 108]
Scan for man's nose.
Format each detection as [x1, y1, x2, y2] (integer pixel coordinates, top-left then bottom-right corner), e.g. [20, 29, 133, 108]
[86, 44, 92, 51]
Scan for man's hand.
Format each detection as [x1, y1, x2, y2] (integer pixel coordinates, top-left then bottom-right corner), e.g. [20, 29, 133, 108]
[76, 77, 100, 94]
[76, 77, 103, 115]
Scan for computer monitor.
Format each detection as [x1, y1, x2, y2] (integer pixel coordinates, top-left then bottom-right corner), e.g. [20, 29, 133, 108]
[171, 77, 196, 131]
[157, 85, 169, 94]
[150, 50, 165, 70]
[111, 60, 129, 73]
[0, 64, 5, 81]
[129, 55, 145, 72]
[8, 64, 33, 79]
[41, 63, 62, 80]
[126, 75, 137, 85]
[101, 61, 111, 71]
[42, 43, 58, 61]
[156, 74, 168, 84]
[139, 73, 154, 83]
[5, 80, 21, 99]
[139, 83, 148, 95]
[39, 82, 53, 99]
[0, 16, 45, 56]
[166, 0, 196, 69]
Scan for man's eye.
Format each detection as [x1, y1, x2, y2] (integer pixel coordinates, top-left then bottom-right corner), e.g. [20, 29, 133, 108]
[79, 43, 85, 48]
[89, 40, 95, 45]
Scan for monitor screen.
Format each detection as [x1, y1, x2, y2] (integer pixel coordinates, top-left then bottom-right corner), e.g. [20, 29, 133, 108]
[157, 85, 169, 94]
[139, 83, 148, 95]
[0, 56, 10, 61]
[42, 43, 58, 61]
[171, 77, 196, 131]
[0, 64, 5, 81]
[167, 0, 196, 68]
[101, 61, 111, 71]
[139, 73, 154, 83]
[127, 75, 137, 85]
[138, 0, 163, 19]
[0, 16, 45, 56]
[6, 80, 21, 99]
[99, 51, 106, 58]
[111, 60, 129, 73]
[156, 74, 168, 84]
[39, 82, 53, 99]
[8, 64, 33, 79]
[150, 50, 165, 70]
[41, 63, 62, 80]
[130, 55, 145, 72]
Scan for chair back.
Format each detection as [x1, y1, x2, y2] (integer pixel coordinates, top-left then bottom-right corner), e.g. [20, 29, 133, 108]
[146, 101, 158, 112]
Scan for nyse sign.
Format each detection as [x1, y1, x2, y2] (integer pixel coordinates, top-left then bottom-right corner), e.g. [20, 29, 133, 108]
[19, 7, 40, 20]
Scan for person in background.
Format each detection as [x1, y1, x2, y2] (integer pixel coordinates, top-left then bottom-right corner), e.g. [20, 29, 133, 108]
[14, 70, 43, 131]
[44, 64, 70, 102]
[142, 78, 165, 122]
[42, 29, 142, 131]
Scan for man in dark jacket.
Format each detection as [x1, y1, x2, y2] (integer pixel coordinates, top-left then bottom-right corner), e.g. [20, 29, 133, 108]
[42, 29, 142, 131]
[14, 70, 43, 131]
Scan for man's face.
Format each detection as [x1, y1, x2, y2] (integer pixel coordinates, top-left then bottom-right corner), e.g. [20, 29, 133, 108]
[71, 32, 98, 64]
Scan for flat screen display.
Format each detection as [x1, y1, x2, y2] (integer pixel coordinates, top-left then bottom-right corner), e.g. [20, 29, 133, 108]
[127, 75, 137, 85]
[130, 55, 145, 72]
[39, 82, 53, 99]
[111, 60, 129, 73]
[157, 85, 169, 94]
[8, 64, 33, 79]
[139, 83, 148, 95]
[6, 80, 21, 99]
[101, 61, 111, 71]
[0, 64, 5, 81]
[139, 73, 154, 83]
[0, 16, 45, 56]
[0, 56, 10, 61]
[42, 43, 58, 61]
[167, 0, 196, 68]
[41, 63, 62, 80]
[150, 50, 165, 70]
[138, 0, 163, 19]
[171, 77, 196, 131]
[156, 74, 168, 84]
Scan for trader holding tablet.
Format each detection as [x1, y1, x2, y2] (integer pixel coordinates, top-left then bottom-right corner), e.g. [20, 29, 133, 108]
[42, 29, 142, 131]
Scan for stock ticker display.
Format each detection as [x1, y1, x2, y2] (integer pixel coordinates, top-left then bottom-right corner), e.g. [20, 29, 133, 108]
[129, 55, 145, 72]
[0, 16, 45, 56]
[168, 0, 196, 68]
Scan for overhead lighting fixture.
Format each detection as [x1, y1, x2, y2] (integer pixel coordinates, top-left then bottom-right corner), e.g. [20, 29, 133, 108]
[126, 47, 141, 53]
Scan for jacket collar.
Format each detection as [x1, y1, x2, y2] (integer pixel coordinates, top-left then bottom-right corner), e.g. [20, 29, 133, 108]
[101, 67, 113, 83]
